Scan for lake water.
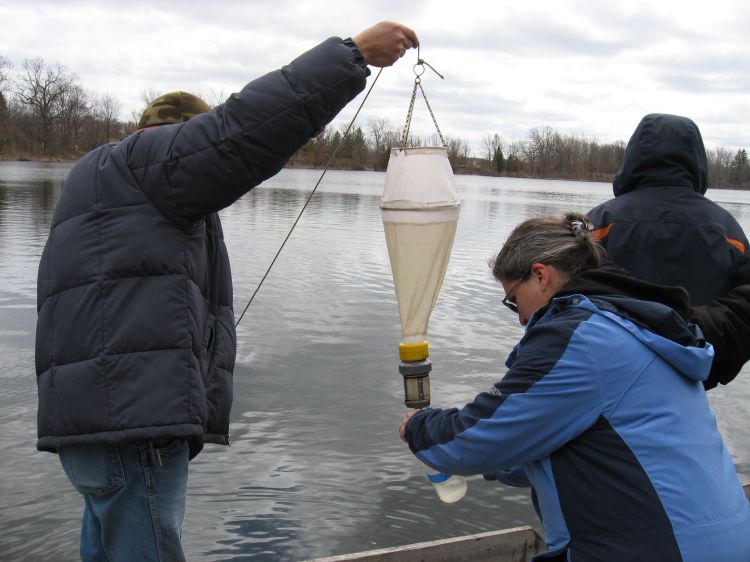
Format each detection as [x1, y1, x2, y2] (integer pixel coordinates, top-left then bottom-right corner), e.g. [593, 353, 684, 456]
[1, 161, 748, 561]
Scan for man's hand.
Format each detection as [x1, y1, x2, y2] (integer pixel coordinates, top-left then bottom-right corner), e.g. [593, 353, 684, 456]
[353, 21, 419, 68]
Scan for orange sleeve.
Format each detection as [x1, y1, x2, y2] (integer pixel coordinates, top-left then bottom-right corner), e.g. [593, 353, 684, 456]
[591, 223, 614, 242]
[726, 237, 746, 254]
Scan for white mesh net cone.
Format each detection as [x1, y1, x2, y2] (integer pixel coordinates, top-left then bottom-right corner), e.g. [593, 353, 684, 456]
[381, 147, 460, 343]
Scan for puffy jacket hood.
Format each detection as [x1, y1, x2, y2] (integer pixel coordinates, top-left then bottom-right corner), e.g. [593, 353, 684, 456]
[613, 113, 708, 197]
[551, 263, 713, 382]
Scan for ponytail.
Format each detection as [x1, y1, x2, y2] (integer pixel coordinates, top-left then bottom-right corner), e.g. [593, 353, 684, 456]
[490, 212, 602, 282]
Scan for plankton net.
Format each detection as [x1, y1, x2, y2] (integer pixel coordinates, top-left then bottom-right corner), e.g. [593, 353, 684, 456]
[381, 60, 460, 409]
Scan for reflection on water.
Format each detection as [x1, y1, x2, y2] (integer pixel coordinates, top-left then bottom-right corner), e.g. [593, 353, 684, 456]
[1, 162, 749, 560]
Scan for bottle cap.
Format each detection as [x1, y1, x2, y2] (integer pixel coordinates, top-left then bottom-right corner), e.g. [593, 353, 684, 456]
[399, 341, 429, 362]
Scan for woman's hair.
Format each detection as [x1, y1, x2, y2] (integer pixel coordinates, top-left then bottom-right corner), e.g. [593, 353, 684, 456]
[490, 212, 602, 282]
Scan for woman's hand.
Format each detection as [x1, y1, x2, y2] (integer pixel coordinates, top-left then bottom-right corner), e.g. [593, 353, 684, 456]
[399, 408, 421, 442]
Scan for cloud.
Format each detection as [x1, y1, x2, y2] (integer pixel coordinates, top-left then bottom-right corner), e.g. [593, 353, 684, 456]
[1, 0, 747, 151]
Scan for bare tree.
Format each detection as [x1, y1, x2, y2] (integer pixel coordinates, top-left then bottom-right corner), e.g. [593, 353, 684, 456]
[368, 116, 393, 169]
[0, 55, 10, 82]
[526, 126, 560, 177]
[505, 140, 526, 174]
[0, 55, 11, 110]
[138, 88, 162, 113]
[378, 126, 402, 168]
[481, 133, 496, 167]
[481, 133, 504, 171]
[127, 88, 164, 129]
[127, 109, 142, 131]
[16, 58, 76, 154]
[0, 56, 11, 152]
[382, 127, 401, 149]
[707, 147, 734, 188]
[445, 136, 470, 169]
[96, 93, 121, 142]
[59, 84, 90, 154]
[202, 88, 226, 108]
[557, 134, 583, 178]
[521, 136, 539, 173]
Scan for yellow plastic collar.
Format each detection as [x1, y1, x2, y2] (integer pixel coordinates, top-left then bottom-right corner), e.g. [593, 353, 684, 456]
[399, 341, 429, 362]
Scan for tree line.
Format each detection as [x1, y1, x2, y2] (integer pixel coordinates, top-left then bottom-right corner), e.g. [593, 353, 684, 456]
[1, 56, 748, 188]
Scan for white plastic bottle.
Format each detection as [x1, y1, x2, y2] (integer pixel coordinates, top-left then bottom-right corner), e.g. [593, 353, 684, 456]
[423, 464, 467, 503]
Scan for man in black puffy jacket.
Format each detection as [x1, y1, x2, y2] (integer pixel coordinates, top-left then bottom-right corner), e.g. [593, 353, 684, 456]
[586, 114, 750, 390]
[35, 21, 418, 562]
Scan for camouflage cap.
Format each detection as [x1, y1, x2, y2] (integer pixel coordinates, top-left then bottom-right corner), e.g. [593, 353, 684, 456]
[136, 91, 210, 128]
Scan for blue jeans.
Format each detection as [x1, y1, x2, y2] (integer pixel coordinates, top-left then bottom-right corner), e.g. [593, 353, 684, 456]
[59, 440, 189, 562]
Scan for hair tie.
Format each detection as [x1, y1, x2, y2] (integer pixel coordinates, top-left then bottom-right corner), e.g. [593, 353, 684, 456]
[569, 219, 589, 238]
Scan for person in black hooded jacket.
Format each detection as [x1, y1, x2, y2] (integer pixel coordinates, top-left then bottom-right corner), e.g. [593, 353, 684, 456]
[35, 21, 418, 562]
[586, 113, 750, 389]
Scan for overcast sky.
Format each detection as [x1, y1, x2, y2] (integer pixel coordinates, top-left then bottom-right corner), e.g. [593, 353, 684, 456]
[2, 0, 748, 155]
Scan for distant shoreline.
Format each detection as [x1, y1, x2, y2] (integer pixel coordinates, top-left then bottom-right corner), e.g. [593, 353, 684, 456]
[0, 154, 597, 180]
[0, 156, 587, 182]
[2, 156, 746, 190]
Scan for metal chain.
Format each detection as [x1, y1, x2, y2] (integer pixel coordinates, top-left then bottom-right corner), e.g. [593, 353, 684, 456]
[399, 78, 420, 150]
[399, 59, 446, 150]
[418, 81, 446, 148]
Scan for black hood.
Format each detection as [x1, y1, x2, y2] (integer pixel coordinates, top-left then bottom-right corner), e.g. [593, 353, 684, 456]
[555, 263, 698, 347]
[613, 113, 708, 197]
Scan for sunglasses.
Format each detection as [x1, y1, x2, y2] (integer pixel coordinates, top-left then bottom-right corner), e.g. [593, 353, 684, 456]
[501, 278, 526, 313]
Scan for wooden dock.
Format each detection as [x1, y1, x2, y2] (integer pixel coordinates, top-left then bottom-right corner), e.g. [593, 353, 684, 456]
[308, 525, 544, 562]
[307, 481, 750, 562]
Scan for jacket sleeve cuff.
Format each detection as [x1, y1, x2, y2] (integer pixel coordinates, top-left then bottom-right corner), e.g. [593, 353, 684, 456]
[343, 37, 371, 76]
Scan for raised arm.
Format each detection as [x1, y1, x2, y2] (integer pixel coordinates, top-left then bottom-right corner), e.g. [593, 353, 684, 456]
[127, 22, 418, 226]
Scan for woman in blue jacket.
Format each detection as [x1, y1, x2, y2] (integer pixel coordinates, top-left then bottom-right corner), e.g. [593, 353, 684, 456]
[400, 212, 750, 561]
